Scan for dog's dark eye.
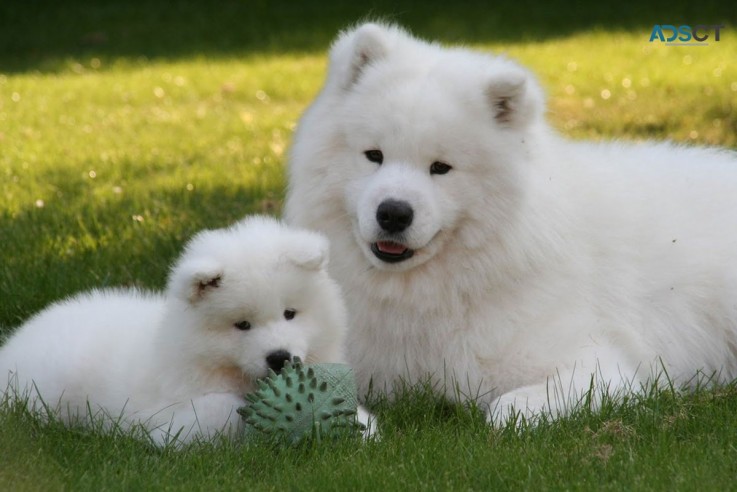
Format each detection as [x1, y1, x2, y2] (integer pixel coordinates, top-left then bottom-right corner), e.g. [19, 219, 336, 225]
[364, 150, 383, 164]
[430, 161, 452, 175]
[284, 309, 296, 320]
[234, 320, 251, 331]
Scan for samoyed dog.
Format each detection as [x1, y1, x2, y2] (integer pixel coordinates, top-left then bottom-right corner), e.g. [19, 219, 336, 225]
[0, 216, 366, 444]
[285, 23, 737, 425]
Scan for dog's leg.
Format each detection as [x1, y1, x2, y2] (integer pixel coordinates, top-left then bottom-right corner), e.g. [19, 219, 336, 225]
[487, 359, 641, 427]
[356, 404, 380, 439]
[145, 393, 246, 446]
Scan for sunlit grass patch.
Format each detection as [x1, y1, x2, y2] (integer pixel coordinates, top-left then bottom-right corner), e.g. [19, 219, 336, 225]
[495, 30, 737, 145]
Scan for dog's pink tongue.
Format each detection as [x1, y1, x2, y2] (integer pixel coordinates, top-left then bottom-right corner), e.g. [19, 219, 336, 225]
[376, 241, 407, 254]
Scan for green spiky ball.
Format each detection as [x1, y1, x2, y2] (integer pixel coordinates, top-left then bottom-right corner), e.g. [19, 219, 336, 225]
[238, 358, 365, 444]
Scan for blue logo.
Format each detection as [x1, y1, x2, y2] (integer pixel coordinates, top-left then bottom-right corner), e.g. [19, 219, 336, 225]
[649, 24, 724, 45]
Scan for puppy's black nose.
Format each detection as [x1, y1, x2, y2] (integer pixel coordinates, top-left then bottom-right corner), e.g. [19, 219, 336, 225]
[376, 199, 414, 233]
[266, 350, 292, 372]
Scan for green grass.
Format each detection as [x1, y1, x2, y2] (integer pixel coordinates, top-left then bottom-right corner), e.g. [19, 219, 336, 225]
[3, 382, 737, 490]
[2, 1, 737, 490]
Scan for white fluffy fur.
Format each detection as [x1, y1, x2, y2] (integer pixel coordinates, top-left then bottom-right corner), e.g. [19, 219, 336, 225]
[285, 23, 737, 425]
[0, 216, 352, 444]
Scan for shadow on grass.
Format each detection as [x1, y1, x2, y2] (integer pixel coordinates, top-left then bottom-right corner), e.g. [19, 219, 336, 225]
[1, 0, 734, 73]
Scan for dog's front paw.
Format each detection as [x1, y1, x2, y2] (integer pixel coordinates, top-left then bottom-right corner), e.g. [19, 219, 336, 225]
[486, 386, 553, 428]
[357, 405, 380, 440]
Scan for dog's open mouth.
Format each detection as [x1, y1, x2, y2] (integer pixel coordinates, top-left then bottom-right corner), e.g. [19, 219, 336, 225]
[371, 241, 415, 263]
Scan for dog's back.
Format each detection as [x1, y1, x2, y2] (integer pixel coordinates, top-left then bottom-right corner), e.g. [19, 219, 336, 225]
[0, 289, 164, 421]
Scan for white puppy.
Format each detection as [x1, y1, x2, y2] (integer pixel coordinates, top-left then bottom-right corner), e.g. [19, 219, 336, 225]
[0, 216, 366, 444]
[285, 23, 737, 425]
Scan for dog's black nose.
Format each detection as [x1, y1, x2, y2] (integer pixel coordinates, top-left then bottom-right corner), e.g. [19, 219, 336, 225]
[266, 350, 292, 372]
[376, 199, 414, 233]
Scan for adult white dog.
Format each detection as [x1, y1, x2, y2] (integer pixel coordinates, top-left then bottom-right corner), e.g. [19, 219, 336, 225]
[0, 216, 368, 444]
[285, 23, 737, 425]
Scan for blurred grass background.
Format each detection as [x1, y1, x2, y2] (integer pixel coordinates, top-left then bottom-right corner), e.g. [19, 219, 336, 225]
[1, 1, 736, 489]
[1, 0, 735, 326]
[0, 0, 732, 66]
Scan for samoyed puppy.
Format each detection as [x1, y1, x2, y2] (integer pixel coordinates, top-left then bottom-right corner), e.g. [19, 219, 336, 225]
[0, 216, 367, 444]
[285, 23, 737, 425]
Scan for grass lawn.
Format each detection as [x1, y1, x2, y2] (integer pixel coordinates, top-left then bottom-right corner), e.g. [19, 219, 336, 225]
[1, 1, 737, 489]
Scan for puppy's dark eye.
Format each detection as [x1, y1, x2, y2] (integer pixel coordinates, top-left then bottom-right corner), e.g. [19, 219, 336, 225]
[284, 309, 296, 320]
[430, 161, 452, 175]
[234, 320, 251, 331]
[364, 150, 383, 164]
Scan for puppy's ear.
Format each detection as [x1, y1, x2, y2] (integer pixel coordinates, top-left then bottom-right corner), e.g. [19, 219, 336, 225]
[485, 61, 544, 128]
[169, 258, 224, 304]
[190, 269, 223, 303]
[284, 233, 330, 271]
[330, 22, 392, 90]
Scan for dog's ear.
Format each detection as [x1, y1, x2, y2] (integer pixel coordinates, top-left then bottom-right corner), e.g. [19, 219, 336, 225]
[169, 257, 224, 304]
[485, 61, 544, 128]
[284, 233, 330, 271]
[329, 22, 393, 90]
